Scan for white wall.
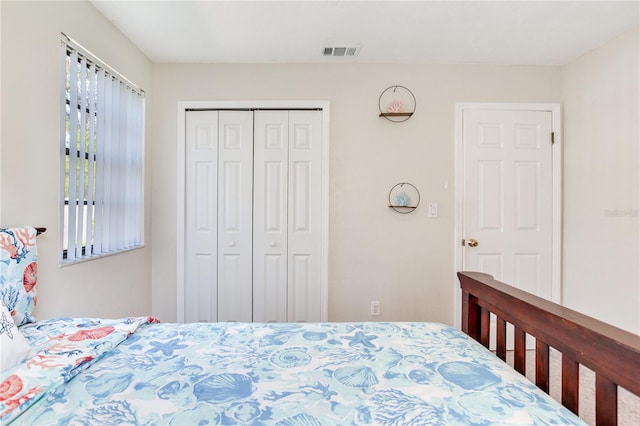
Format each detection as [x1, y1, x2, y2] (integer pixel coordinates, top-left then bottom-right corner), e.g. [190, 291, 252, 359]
[151, 63, 561, 323]
[561, 27, 639, 333]
[0, 1, 153, 319]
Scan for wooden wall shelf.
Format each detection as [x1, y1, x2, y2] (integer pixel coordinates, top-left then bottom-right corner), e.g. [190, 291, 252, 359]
[388, 205, 417, 209]
[379, 112, 414, 118]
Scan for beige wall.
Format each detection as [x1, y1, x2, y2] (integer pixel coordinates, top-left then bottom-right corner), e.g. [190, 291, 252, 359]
[151, 63, 561, 323]
[2, 2, 636, 332]
[0, 1, 153, 319]
[561, 27, 639, 333]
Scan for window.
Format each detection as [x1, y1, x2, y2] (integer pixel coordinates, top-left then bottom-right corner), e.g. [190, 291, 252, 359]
[60, 34, 144, 264]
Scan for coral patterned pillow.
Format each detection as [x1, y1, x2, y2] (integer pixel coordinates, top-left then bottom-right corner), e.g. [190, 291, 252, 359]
[0, 227, 38, 326]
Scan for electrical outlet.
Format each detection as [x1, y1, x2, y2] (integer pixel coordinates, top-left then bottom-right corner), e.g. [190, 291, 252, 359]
[371, 301, 381, 316]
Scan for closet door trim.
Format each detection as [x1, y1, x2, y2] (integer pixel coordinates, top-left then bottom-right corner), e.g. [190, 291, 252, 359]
[177, 101, 330, 323]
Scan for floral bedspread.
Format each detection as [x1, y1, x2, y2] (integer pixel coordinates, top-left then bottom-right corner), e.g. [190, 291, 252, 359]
[4, 321, 584, 425]
[0, 316, 158, 424]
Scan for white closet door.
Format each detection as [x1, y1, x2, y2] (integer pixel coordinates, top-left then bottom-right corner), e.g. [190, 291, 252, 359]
[217, 111, 254, 322]
[185, 111, 219, 322]
[184, 108, 324, 324]
[253, 111, 289, 322]
[288, 111, 323, 322]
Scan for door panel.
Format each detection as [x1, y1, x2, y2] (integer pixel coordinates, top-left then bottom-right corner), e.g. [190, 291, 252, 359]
[292, 162, 312, 231]
[463, 109, 552, 298]
[477, 254, 503, 280]
[264, 162, 285, 231]
[291, 254, 312, 322]
[257, 254, 286, 322]
[185, 111, 218, 322]
[195, 254, 214, 322]
[194, 163, 215, 231]
[220, 162, 243, 231]
[478, 161, 503, 231]
[515, 162, 540, 230]
[254, 111, 289, 323]
[218, 254, 249, 322]
[515, 254, 540, 295]
[217, 111, 254, 322]
[288, 111, 323, 322]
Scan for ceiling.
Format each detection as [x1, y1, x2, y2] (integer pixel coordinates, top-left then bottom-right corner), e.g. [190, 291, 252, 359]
[91, 1, 639, 65]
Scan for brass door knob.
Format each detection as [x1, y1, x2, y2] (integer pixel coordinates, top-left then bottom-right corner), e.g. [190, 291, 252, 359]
[467, 238, 479, 247]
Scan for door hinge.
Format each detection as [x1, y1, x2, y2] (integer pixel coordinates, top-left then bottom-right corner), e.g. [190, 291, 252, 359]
[551, 132, 555, 144]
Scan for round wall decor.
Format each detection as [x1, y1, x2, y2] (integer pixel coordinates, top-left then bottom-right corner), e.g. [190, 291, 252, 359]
[388, 182, 420, 213]
[378, 85, 416, 123]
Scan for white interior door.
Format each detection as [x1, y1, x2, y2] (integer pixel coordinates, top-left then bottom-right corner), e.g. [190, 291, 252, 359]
[463, 108, 553, 297]
[217, 111, 254, 322]
[184, 111, 219, 322]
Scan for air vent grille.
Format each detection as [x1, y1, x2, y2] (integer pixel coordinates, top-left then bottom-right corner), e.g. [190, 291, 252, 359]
[322, 45, 361, 57]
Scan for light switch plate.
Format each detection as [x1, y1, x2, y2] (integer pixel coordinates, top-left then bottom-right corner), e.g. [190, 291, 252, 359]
[428, 202, 438, 217]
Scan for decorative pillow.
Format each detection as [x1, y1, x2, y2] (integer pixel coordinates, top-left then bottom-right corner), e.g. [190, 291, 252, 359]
[0, 226, 38, 325]
[0, 302, 31, 372]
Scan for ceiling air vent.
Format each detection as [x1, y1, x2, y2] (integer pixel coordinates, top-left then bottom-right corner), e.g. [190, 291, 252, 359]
[322, 45, 362, 57]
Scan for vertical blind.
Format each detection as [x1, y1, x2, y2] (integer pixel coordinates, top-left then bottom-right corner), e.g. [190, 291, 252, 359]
[60, 35, 145, 263]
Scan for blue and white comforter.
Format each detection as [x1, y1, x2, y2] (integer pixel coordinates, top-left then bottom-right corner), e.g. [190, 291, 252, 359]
[7, 320, 584, 425]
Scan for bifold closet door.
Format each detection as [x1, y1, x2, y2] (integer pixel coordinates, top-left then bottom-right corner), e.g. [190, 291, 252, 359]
[185, 109, 322, 323]
[253, 111, 289, 322]
[185, 111, 219, 323]
[185, 110, 253, 323]
[288, 111, 323, 322]
[217, 111, 254, 322]
[253, 110, 323, 323]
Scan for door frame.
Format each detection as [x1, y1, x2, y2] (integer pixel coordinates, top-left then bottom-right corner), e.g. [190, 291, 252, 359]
[176, 100, 330, 323]
[453, 103, 562, 328]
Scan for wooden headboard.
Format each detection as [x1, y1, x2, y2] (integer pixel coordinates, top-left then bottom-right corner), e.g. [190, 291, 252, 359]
[458, 271, 640, 425]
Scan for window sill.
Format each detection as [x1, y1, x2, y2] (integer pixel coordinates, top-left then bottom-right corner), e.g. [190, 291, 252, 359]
[59, 244, 145, 267]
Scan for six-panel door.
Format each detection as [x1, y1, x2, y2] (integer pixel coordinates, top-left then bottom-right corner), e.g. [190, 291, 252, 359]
[463, 109, 553, 299]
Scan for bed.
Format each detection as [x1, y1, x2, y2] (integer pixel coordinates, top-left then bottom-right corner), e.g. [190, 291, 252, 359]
[3, 318, 587, 425]
[1, 227, 638, 425]
[458, 271, 640, 425]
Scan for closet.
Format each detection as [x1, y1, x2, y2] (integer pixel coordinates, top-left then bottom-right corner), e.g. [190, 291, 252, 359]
[183, 109, 324, 323]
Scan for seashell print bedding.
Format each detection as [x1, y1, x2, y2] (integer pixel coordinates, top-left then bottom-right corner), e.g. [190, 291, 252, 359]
[2, 320, 585, 425]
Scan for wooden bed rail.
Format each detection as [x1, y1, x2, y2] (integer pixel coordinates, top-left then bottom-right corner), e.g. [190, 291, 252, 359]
[458, 271, 640, 425]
